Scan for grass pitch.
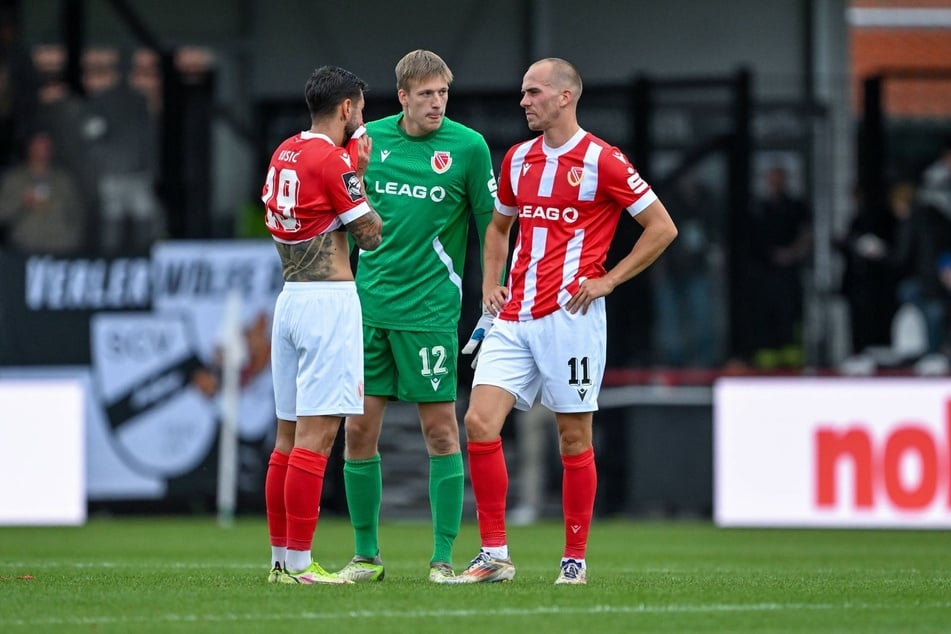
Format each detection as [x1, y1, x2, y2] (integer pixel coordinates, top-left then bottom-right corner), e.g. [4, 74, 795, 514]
[0, 516, 948, 633]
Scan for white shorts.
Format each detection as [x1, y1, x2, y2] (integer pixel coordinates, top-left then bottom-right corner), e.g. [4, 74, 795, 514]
[271, 281, 364, 420]
[472, 299, 606, 413]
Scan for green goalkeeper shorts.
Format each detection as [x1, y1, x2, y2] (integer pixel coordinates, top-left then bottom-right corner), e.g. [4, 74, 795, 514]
[362, 325, 459, 402]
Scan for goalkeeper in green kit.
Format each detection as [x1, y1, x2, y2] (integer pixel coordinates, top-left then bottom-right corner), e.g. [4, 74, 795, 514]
[336, 49, 497, 583]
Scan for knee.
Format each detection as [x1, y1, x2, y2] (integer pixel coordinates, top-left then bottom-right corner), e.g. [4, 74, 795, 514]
[463, 408, 500, 442]
[344, 417, 380, 458]
[422, 418, 460, 455]
[558, 427, 592, 455]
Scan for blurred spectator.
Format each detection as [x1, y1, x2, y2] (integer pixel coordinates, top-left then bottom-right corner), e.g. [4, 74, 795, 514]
[172, 46, 217, 240]
[0, 130, 85, 255]
[0, 7, 39, 169]
[747, 164, 813, 368]
[33, 45, 99, 236]
[892, 138, 951, 355]
[129, 48, 162, 116]
[835, 183, 907, 354]
[175, 46, 215, 85]
[918, 137, 951, 218]
[33, 44, 68, 104]
[650, 175, 720, 367]
[81, 47, 165, 254]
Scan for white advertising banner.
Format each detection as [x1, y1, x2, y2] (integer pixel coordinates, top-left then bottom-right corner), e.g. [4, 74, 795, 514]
[0, 379, 85, 525]
[0, 241, 282, 504]
[714, 377, 951, 528]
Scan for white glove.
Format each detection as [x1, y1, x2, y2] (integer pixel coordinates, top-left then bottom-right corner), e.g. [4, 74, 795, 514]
[462, 308, 495, 368]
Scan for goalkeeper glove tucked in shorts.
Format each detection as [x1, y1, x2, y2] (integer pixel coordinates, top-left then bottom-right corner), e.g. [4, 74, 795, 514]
[462, 307, 495, 369]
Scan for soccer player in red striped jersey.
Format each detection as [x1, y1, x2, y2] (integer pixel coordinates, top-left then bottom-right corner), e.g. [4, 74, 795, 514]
[261, 65, 383, 586]
[453, 58, 677, 585]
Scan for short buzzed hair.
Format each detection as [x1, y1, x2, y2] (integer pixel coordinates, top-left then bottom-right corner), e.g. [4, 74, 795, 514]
[395, 49, 453, 91]
[535, 57, 583, 98]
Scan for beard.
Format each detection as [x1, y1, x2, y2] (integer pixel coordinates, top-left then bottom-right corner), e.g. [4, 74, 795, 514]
[343, 113, 362, 141]
[526, 107, 557, 131]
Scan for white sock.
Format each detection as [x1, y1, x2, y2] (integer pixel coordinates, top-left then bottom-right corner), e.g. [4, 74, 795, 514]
[286, 549, 311, 572]
[562, 557, 585, 569]
[483, 545, 509, 560]
[271, 546, 286, 568]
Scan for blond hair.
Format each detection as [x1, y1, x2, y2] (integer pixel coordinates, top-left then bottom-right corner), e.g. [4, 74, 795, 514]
[395, 49, 453, 91]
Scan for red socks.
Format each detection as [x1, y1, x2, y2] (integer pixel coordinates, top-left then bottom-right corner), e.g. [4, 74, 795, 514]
[284, 447, 328, 551]
[265, 449, 289, 548]
[562, 447, 596, 560]
[467, 439, 508, 547]
[468, 439, 597, 559]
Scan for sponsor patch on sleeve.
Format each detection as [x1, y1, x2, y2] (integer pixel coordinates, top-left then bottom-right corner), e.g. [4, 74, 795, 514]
[341, 171, 362, 202]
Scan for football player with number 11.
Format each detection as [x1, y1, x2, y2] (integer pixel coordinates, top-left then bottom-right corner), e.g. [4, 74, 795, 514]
[453, 58, 678, 585]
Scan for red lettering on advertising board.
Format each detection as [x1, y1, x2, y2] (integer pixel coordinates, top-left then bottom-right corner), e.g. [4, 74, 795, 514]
[815, 404, 950, 511]
[883, 427, 938, 509]
[816, 427, 874, 507]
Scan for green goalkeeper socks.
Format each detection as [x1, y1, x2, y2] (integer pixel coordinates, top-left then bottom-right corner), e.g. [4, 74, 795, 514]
[429, 452, 464, 565]
[344, 452, 462, 565]
[343, 454, 382, 558]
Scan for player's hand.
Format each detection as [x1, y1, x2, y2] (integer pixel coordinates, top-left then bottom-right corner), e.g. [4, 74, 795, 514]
[347, 125, 371, 177]
[482, 284, 509, 316]
[566, 277, 614, 315]
[462, 305, 496, 368]
[355, 134, 372, 177]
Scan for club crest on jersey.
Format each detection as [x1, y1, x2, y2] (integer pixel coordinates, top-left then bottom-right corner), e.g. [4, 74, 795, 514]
[567, 166, 584, 187]
[431, 151, 452, 174]
[342, 171, 362, 202]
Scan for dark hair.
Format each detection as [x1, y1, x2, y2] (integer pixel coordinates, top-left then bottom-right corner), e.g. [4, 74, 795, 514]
[304, 65, 368, 119]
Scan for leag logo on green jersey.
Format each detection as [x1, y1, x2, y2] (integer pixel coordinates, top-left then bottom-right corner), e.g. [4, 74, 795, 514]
[373, 181, 447, 202]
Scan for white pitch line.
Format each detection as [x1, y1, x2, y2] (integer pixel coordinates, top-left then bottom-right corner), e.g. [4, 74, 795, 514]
[1, 561, 259, 570]
[2, 601, 950, 627]
[0, 561, 937, 577]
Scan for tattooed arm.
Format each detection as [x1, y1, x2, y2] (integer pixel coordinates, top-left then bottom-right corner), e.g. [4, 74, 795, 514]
[347, 207, 383, 252]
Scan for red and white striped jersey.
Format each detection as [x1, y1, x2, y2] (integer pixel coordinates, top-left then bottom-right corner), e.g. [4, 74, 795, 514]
[261, 131, 371, 243]
[495, 128, 657, 321]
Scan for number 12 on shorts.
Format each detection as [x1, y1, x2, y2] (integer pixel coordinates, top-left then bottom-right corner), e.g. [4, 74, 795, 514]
[419, 346, 448, 378]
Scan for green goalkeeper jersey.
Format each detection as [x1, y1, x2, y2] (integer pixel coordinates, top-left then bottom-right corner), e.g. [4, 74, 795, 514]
[357, 114, 496, 331]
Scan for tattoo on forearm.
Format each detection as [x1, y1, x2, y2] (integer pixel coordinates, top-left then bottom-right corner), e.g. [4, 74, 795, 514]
[349, 211, 383, 251]
[274, 235, 335, 281]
